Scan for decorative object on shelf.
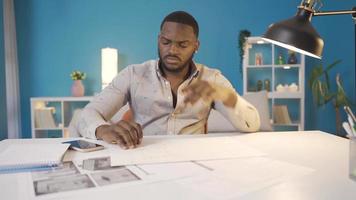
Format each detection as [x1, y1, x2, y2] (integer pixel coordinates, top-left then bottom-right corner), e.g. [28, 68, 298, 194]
[264, 79, 271, 91]
[71, 80, 85, 97]
[288, 83, 299, 92]
[276, 53, 285, 65]
[309, 60, 353, 136]
[273, 105, 292, 124]
[34, 107, 56, 128]
[70, 70, 86, 80]
[287, 51, 298, 64]
[276, 84, 286, 92]
[238, 29, 251, 75]
[276, 83, 299, 92]
[70, 70, 86, 97]
[255, 53, 263, 65]
[257, 80, 263, 91]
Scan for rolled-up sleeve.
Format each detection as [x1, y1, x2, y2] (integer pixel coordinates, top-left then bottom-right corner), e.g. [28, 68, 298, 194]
[212, 72, 261, 132]
[77, 67, 131, 139]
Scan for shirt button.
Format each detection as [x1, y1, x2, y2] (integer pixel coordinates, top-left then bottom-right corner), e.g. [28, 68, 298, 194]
[168, 96, 171, 100]
[165, 81, 169, 85]
[168, 131, 173, 134]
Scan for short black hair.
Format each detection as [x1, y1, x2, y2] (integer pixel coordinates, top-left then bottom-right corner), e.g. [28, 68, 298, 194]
[160, 11, 199, 38]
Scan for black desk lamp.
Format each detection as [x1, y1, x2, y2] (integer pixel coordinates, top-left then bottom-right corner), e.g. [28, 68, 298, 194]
[263, 0, 356, 88]
[262, 0, 356, 93]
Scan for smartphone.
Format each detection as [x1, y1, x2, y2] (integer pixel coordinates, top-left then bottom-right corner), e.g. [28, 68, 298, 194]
[63, 140, 104, 152]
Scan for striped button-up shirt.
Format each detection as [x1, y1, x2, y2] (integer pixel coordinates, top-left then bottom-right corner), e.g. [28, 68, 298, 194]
[78, 60, 260, 139]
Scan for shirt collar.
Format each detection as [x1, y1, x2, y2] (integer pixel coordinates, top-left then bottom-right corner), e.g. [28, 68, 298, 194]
[155, 59, 200, 80]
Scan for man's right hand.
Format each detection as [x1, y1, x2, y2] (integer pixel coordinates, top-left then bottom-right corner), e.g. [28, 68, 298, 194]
[95, 120, 143, 150]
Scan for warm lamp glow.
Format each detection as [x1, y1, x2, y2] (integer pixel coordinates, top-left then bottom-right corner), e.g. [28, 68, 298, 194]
[101, 47, 118, 89]
[262, 38, 322, 59]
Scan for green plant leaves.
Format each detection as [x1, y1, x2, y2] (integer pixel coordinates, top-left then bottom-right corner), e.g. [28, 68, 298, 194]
[308, 59, 351, 108]
[238, 30, 251, 75]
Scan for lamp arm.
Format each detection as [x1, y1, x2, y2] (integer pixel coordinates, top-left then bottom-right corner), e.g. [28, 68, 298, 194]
[313, 7, 356, 19]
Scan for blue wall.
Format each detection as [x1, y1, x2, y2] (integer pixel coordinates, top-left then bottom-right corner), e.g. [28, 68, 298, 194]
[14, 0, 355, 137]
[0, 0, 7, 140]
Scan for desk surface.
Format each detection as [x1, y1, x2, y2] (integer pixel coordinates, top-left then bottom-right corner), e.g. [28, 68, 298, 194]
[1, 131, 356, 200]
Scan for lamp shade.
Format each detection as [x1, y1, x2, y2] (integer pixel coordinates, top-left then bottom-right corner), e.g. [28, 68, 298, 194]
[101, 47, 118, 89]
[263, 8, 324, 59]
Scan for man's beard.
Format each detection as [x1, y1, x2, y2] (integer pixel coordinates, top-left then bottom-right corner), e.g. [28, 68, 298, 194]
[158, 49, 194, 74]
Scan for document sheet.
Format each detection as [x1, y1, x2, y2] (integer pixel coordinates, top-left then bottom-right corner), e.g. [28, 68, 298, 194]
[110, 136, 266, 166]
[43, 158, 314, 200]
[0, 138, 315, 200]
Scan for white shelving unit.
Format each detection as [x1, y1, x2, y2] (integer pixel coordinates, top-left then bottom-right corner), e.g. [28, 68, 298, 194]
[30, 96, 93, 138]
[243, 36, 305, 131]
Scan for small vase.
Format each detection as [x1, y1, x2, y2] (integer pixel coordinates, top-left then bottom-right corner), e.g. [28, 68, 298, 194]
[288, 52, 297, 64]
[277, 54, 285, 65]
[264, 79, 271, 92]
[71, 80, 85, 97]
[255, 53, 263, 65]
[257, 80, 263, 91]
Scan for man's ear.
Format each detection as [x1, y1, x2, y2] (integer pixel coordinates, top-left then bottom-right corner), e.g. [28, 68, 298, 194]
[195, 40, 200, 52]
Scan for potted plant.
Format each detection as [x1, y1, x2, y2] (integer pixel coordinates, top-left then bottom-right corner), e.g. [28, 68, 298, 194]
[238, 30, 251, 75]
[70, 70, 86, 97]
[308, 60, 353, 136]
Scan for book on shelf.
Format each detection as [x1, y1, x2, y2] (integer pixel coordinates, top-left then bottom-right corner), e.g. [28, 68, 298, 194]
[34, 107, 57, 128]
[273, 105, 292, 124]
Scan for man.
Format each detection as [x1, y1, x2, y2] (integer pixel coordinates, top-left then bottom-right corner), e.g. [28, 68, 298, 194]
[78, 11, 260, 149]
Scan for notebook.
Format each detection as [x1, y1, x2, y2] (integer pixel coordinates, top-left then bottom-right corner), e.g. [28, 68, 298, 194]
[0, 143, 70, 173]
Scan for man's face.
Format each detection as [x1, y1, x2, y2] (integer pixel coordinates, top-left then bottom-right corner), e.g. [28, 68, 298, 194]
[158, 22, 199, 73]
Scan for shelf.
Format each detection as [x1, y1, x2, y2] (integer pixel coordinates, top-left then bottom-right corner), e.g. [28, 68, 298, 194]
[31, 96, 93, 138]
[246, 65, 273, 68]
[35, 126, 70, 130]
[246, 64, 300, 69]
[35, 127, 62, 131]
[274, 64, 300, 68]
[30, 96, 94, 102]
[269, 92, 303, 99]
[273, 122, 300, 126]
[243, 36, 305, 131]
[244, 92, 303, 99]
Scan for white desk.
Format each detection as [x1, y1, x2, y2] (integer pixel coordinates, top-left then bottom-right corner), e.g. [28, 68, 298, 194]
[1, 131, 356, 200]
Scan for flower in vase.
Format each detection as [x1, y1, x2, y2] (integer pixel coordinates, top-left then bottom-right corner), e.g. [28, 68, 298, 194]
[70, 70, 86, 80]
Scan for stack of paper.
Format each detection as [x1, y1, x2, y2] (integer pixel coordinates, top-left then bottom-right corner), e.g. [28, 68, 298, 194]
[0, 143, 70, 173]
